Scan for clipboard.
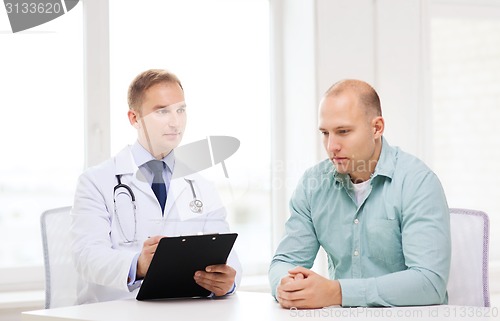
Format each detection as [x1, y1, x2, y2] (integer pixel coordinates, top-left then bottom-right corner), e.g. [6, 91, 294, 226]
[136, 233, 238, 301]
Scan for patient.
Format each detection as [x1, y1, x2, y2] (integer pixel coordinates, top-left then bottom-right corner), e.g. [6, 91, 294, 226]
[269, 79, 451, 308]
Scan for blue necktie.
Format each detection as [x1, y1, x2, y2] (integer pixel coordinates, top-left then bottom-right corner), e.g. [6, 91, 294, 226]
[147, 160, 167, 214]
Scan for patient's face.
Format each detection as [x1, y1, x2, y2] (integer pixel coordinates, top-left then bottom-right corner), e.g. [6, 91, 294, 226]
[318, 92, 379, 183]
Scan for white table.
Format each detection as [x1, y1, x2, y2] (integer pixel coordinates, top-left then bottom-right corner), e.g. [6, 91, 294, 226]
[22, 291, 499, 321]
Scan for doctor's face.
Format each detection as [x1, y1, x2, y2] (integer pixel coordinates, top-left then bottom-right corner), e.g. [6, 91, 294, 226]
[129, 82, 186, 159]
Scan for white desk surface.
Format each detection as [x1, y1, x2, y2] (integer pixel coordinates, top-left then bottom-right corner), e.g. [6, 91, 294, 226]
[22, 291, 498, 321]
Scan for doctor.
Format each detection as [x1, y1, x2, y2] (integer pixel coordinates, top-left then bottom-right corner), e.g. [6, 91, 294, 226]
[70, 69, 242, 304]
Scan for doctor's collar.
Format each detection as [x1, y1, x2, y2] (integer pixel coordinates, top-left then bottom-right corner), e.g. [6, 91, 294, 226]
[131, 141, 175, 173]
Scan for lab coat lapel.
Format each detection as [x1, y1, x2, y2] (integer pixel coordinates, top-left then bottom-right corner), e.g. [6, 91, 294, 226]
[114, 146, 135, 176]
[114, 146, 155, 199]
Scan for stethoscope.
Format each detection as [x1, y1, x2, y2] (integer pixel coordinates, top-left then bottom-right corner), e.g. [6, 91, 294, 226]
[113, 175, 137, 244]
[112, 175, 204, 244]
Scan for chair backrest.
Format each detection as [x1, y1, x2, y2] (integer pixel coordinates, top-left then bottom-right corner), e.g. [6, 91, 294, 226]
[40, 206, 78, 309]
[447, 208, 490, 307]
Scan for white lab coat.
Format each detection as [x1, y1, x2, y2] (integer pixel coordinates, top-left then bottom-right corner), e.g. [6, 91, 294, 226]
[70, 146, 242, 304]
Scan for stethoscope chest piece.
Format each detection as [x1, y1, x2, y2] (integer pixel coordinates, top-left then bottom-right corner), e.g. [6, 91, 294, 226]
[185, 178, 204, 214]
[189, 199, 203, 213]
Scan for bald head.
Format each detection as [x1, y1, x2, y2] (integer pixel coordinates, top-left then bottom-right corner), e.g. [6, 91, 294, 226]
[324, 79, 381, 119]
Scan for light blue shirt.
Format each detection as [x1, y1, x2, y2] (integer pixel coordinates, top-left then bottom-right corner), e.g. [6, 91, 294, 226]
[269, 138, 451, 307]
[131, 141, 174, 190]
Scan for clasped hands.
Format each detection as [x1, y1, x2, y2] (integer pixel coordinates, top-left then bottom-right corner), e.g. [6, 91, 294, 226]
[136, 235, 236, 296]
[277, 266, 342, 309]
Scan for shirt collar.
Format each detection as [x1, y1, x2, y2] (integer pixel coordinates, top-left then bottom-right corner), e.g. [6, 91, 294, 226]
[372, 136, 396, 180]
[131, 141, 175, 173]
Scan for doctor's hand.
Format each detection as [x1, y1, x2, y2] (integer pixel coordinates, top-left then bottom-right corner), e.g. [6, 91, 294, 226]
[194, 264, 236, 297]
[137, 235, 163, 279]
[277, 267, 342, 309]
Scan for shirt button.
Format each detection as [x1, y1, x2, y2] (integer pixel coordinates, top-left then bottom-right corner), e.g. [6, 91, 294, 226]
[354, 219, 359, 224]
[354, 250, 359, 256]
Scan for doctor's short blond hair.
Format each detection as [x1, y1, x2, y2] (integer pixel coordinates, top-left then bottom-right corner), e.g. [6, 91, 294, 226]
[127, 69, 183, 112]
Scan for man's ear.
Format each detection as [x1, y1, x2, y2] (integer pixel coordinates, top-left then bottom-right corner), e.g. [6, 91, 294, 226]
[128, 110, 140, 129]
[372, 116, 385, 139]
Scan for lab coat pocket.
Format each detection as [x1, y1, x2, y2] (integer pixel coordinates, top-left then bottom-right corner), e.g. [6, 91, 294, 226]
[366, 218, 404, 266]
